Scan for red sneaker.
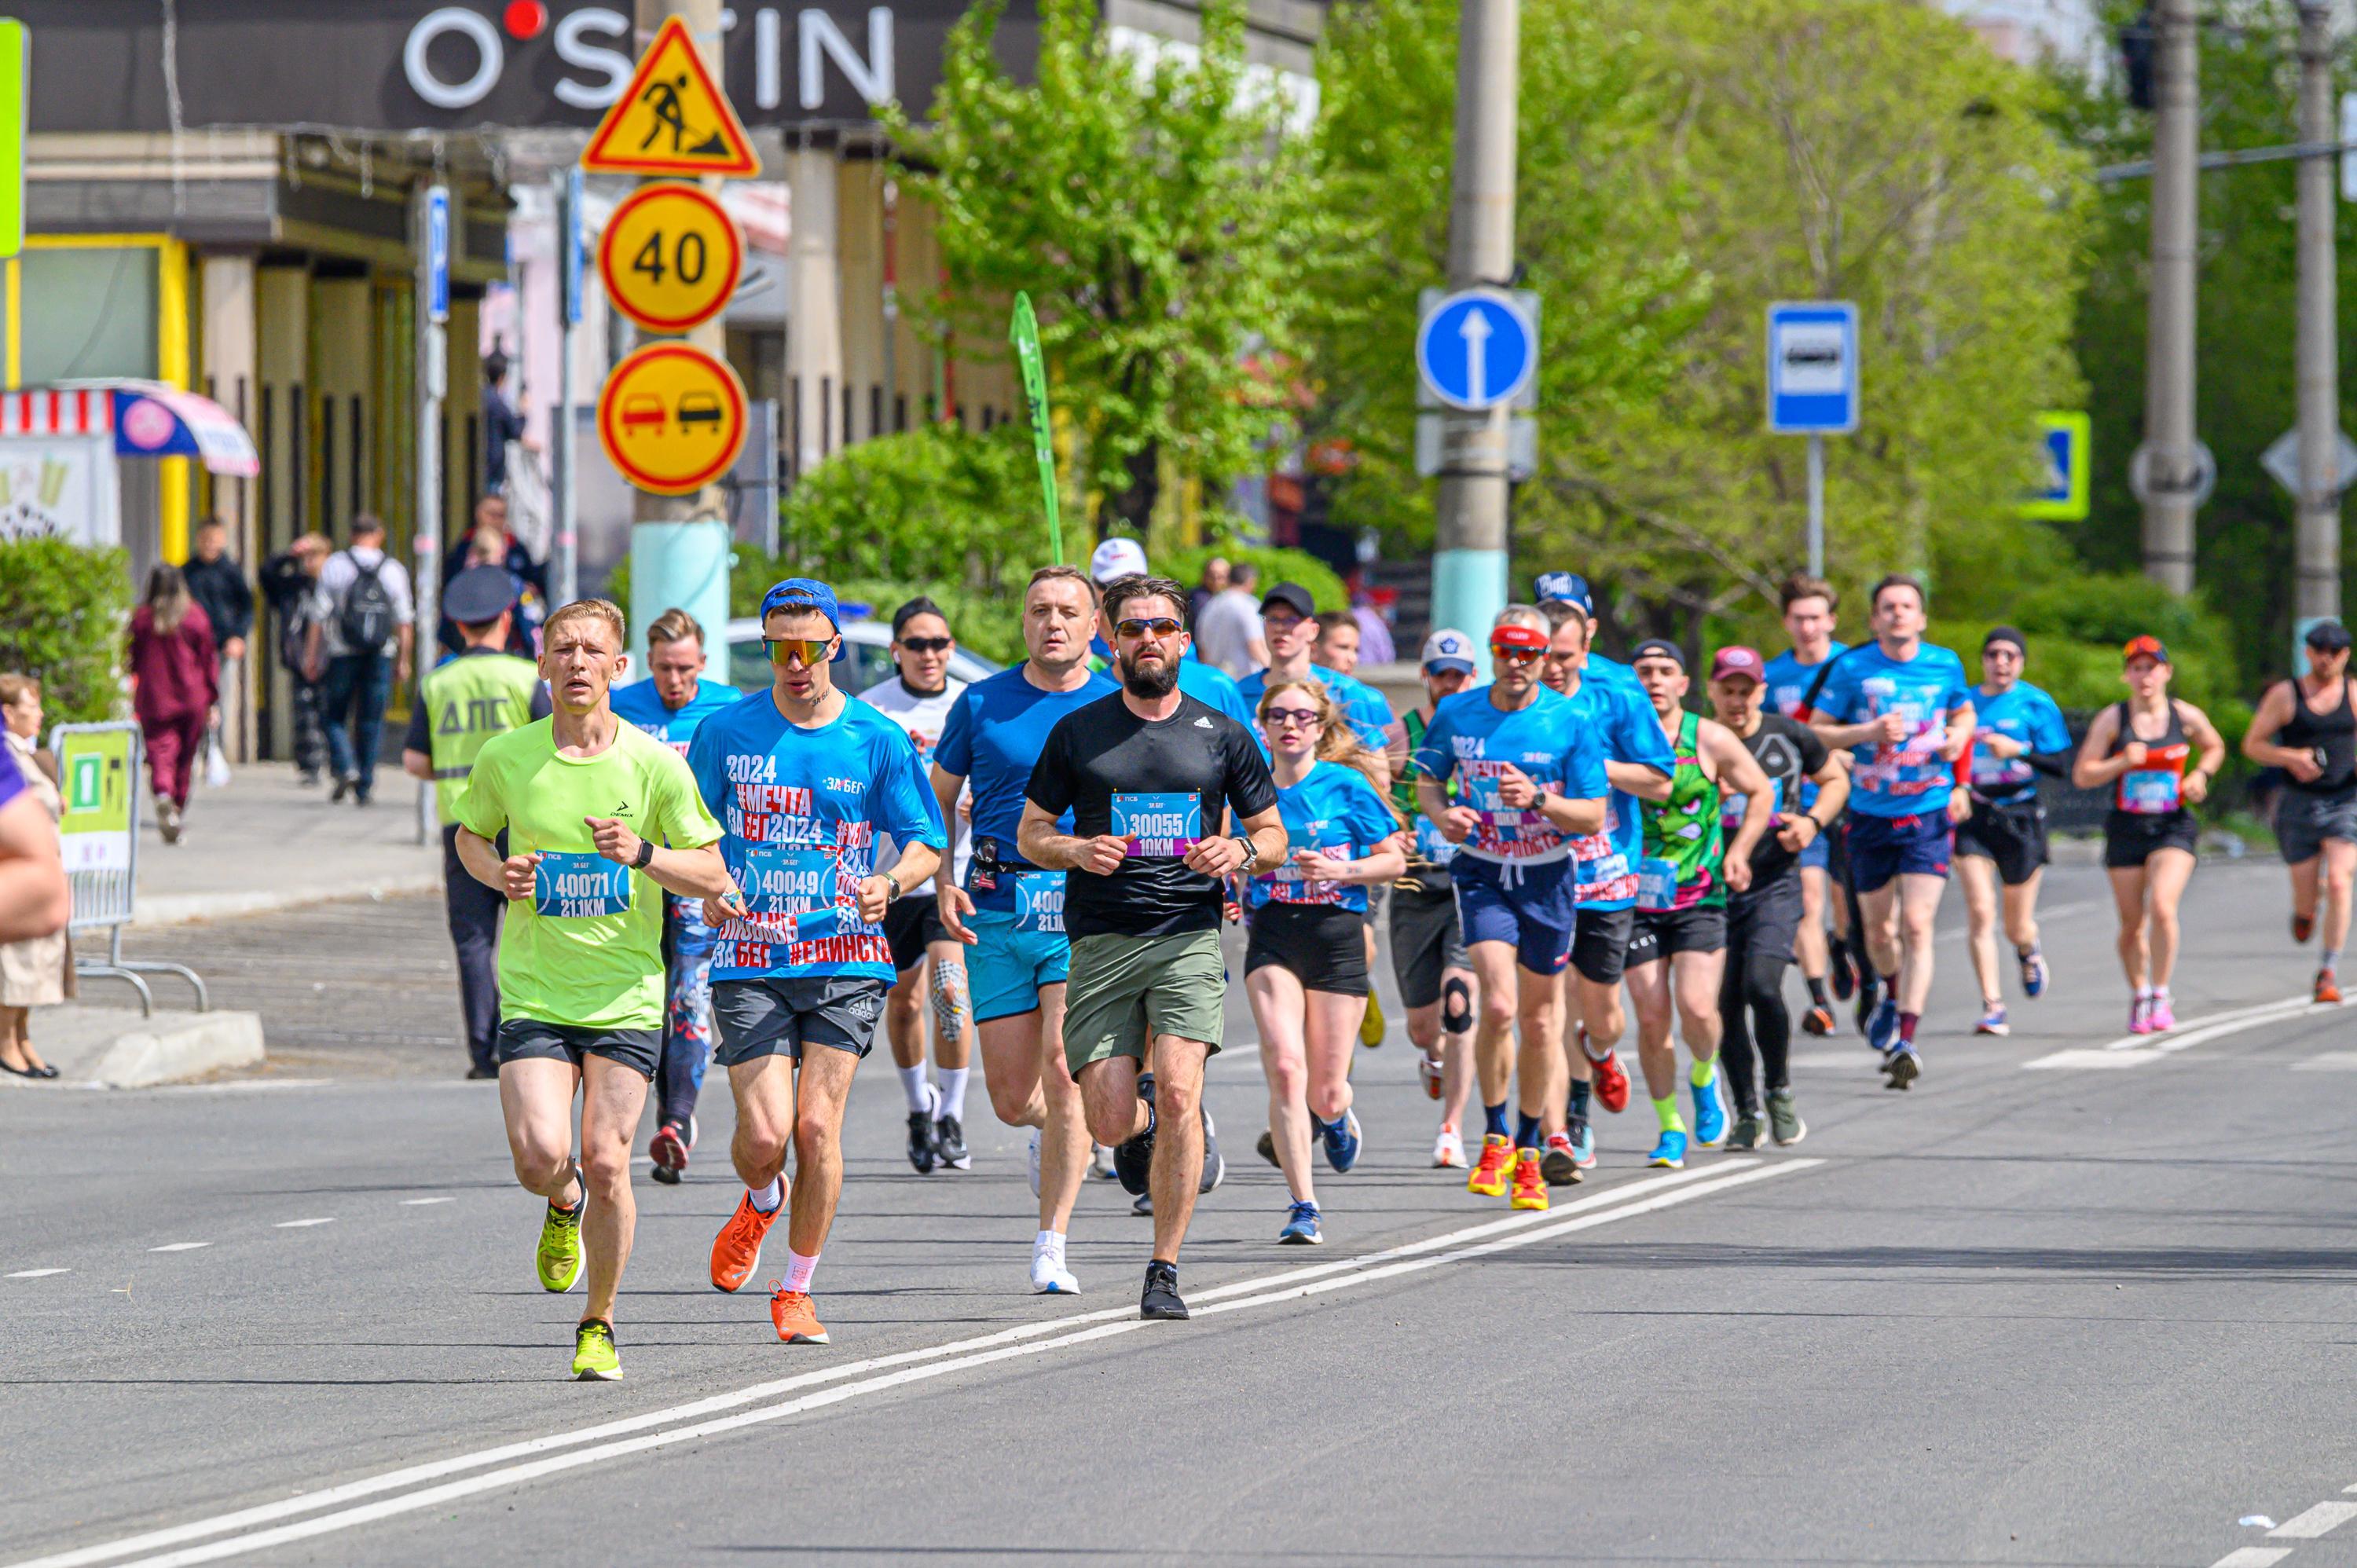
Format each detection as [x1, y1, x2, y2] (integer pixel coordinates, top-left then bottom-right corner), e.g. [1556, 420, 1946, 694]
[1589, 1048, 1630, 1115]
[769, 1287, 830, 1344]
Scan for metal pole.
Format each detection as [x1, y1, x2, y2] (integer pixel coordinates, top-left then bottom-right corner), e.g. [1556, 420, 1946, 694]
[413, 182, 446, 848]
[2297, 2, 2341, 625]
[2142, 0, 2199, 592]
[552, 170, 579, 607]
[1429, 0, 1517, 639]
[1805, 433, 1824, 579]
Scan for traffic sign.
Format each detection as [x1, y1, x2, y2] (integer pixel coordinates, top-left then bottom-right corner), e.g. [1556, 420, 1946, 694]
[2261, 426, 2357, 498]
[596, 342, 748, 496]
[581, 15, 760, 179]
[2022, 411, 2091, 521]
[1416, 288, 1538, 412]
[1766, 302, 1858, 434]
[424, 185, 450, 325]
[599, 182, 742, 333]
[2128, 439, 2216, 508]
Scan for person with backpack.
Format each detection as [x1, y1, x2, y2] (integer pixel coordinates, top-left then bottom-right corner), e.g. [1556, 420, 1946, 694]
[259, 532, 332, 784]
[317, 514, 415, 806]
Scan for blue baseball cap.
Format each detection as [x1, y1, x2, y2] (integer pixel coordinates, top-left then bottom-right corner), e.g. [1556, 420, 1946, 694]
[1534, 571, 1593, 615]
[760, 577, 848, 661]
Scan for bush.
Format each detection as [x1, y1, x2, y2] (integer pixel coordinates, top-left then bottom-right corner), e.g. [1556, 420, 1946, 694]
[1157, 543, 1351, 617]
[0, 535, 129, 724]
[781, 424, 1053, 592]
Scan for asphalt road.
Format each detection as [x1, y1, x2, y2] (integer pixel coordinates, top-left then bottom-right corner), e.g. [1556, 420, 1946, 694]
[9, 859, 2357, 1568]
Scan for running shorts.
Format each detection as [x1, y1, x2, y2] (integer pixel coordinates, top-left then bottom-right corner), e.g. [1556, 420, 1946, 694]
[1571, 905, 1637, 987]
[967, 909, 1070, 1024]
[1626, 903, 1727, 965]
[1245, 902, 1370, 995]
[712, 975, 888, 1064]
[1063, 929, 1226, 1075]
[1360, 881, 1388, 930]
[1389, 881, 1468, 1008]
[1725, 871, 1804, 977]
[883, 897, 948, 974]
[2102, 808, 2201, 869]
[1453, 858, 1577, 976]
[496, 1017, 659, 1079]
[1952, 797, 2048, 887]
[1846, 811, 1952, 892]
[2275, 787, 2357, 866]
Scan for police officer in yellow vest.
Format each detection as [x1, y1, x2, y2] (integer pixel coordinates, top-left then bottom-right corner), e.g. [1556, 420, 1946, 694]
[401, 566, 549, 1078]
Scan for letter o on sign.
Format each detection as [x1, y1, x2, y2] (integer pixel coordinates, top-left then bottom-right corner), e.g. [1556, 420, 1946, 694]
[405, 7, 504, 110]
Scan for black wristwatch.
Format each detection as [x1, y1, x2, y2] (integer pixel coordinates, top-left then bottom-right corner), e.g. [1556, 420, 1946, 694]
[632, 837, 655, 870]
[1530, 786, 1551, 811]
[883, 870, 904, 903]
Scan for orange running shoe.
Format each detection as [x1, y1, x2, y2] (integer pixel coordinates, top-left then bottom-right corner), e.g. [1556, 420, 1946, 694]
[1590, 1047, 1631, 1115]
[2318, 969, 2343, 1006]
[1465, 1134, 1513, 1197]
[2295, 911, 2316, 945]
[710, 1191, 780, 1293]
[769, 1287, 830, 1344]
[1509, 1149, 1549, 1211]
[1801, 1004, 1835, 1037]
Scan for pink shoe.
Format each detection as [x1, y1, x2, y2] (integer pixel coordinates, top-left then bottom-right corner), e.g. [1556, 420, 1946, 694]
[2128, 995, 2154, 1035]
[2147, 998, 2176, 1031]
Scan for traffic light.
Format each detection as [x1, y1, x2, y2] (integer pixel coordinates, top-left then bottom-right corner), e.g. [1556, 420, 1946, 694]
[2120, 4, 2156, 111]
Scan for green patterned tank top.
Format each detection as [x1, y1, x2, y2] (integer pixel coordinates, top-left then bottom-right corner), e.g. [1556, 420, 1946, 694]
[1639, 709, 1725, 910]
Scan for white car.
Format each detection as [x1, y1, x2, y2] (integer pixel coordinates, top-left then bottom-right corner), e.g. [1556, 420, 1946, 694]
[720, 615, 1003, 696]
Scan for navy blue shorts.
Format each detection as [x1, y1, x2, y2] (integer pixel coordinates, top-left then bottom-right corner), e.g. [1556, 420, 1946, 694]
[1453, 858, 1577, 976]
[1846, 811, 1952, 893]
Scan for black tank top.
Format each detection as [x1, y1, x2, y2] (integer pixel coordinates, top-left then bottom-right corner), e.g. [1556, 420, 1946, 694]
[2276, 677, 2357, 795]
[2105, 699, 2192, 817]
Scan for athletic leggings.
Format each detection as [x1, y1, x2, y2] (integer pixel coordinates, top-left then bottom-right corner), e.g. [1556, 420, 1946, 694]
[1717, 883, 1801, 1116]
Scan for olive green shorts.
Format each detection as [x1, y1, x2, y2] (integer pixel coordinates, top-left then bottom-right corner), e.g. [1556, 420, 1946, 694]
[1061, 929, 1226, 1077]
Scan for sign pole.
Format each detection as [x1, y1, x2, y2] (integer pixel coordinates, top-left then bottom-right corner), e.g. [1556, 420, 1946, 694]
[414, 182, 449, 849]
[552, 169, 580, 608]
[1806, 432, 1824, 579]
[1009, 292, 1062, 566]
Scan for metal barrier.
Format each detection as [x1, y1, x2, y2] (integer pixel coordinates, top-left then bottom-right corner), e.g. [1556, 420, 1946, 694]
[48, 720, 208, 1017]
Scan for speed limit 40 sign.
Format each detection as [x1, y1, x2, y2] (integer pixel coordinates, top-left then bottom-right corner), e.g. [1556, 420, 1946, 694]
[598, 182, 743, 334]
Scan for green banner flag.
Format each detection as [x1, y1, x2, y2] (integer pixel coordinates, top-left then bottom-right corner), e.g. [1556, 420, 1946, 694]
[1009, 291, 1062, 566]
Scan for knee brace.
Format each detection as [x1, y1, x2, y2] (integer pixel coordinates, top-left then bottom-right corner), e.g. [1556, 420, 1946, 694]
[1442, 976, 1474, 1036]
[930, 958, 971, 1043]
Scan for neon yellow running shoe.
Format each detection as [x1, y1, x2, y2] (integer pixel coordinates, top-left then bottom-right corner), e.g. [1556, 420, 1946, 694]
[572, 1318, 621, 1381]
[1359, 990, 1387, 1049]
[537, 1195, 585, 1293]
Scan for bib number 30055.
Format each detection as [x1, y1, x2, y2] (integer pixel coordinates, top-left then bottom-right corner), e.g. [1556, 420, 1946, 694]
[535, 852, 631, 918]
[1112, 793, 1201, 858]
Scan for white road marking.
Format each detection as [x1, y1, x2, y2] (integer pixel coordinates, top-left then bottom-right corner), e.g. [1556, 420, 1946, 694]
[2291, 1052, 2357, 1071]
[2211, 1549, 2295, 1567]
[150, 1079, 333, 1095]
[145, 1244, 210, 1253]
[2025, 993, 2325, 1070]
[7, 1268, 69, 1278]
[397, 1198, 453, 1207]
[272, 1219, 335, 1229]
[2274, 1500, 2357, 1538]
[11, 1160, 1814, 1568]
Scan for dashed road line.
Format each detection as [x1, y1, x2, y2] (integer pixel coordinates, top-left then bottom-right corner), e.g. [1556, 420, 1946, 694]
[7, 1268, 69, 1278]
[398, 1197, 453, 1206]
[272, 1218, 335, 1229]
[2272, 1500, 2357, 1538]
[2212, 1548, 2293, 1567]
[146, 1243, 211, 1253]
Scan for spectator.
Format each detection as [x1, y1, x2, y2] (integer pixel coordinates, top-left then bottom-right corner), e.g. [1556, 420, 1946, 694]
[318, 515, 416, 807]
[259, 532, 332, 785]
[1352, 593, 1398, 667]
[182, 518, 255, 669]
[442, 494, 545, 657]
[0, 675, 68, 1078]
[126, 564, 218, 844]
[1189, 555, 1230, 626]
[1193, 559, 1270, 679]
[482, 346, 533, 496]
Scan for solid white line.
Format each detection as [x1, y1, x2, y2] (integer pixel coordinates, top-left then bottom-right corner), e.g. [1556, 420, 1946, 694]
[7, 1268, 69, 1279]
[2290, 1052, 2357, 1071]
[12, 1160, 1811, 1568]
[146, 1244, 210, 1253]
[396, 1198, 453, 1207]
[2272, 1500, 2357, 1538]
[2211, 1548, 2294, 1567]
[272, 1219, 335, 1229]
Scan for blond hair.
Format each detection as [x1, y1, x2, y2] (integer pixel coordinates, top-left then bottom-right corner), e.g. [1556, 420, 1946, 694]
[543, 598, 625, 652]
[645, 608, 704, 648]
[1255, 676, 1401, 823]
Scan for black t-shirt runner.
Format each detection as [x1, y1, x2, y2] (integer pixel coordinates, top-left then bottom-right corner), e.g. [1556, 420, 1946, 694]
[1731, 712, 1829, 887]
[1026, 691, 1278, 940]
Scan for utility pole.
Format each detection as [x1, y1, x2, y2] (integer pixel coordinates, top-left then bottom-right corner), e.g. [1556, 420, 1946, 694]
[552, 168, 581, 609]
[2141, 0, 2199, 592]
[1429, 0, 1517, 639]
[413, 180, 448, 848]
[2296, 1, 2341, 626]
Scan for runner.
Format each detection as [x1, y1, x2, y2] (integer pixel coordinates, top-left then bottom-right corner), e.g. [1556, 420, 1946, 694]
[1386, 630, 1482, 1167]
[1413, 606, 1609, 1212]
[1955, 627, 2072, 1036]
[863, 596, 977, 1174]
[1802, 574, 1974, 1089]
[2242, 619, 2357, 1003]
[934, 566, 1120, 1294]
[1021, 572, 1285, 1321]
[689, 578, 949, 1346]
[452, 598, 729, 1379]
[1087, 537, 1255, 727]
[1534, 594, 1673, 1185]
[1244, 676, 1406, 1244]
[1765, 574, 1857, 1036]
[1706, 646, 1846, 1150]
[1623, 640, 1774, 1168]
[2072, 636, 2226, 1034]
[610, 608, 739, 1182]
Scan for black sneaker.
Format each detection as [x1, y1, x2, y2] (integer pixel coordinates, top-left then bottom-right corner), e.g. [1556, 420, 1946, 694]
[905, 1110, 938, 1174]
[1113, 1073, 1157, 1195]
[1255, 1128, 1279, 1167]
[1831, 944, 1857, 1002]
[1140, 1260, 1188, 1321]
[1853, 970, 1881, 1039]
[934, 1116, 970, 1170]
[329, 774, 353, 803]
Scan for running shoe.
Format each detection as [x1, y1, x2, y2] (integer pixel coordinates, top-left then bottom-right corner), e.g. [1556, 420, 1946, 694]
[1199, 1106, 1226, 1194]
[1028, 1129, 1043, 1197]
[1031, 1236, 1080, 1295]
[2147, 996, 2176, 1031]
[1726, 1111, 1761, 1151]
[1509, 1150, 1549, 1211]
[1590, 1046, 1631, 1115]
[1133, 1192, 1153, 1216]
[1320, 1108, 1362, 1174]
[1801, 1003, 1835, 1037]
[1538, 1128, 1589, 1187]
[571, 1318, 621, 1381]
[1567, 1113, 1596, 1170]
[769, 1287, 830, 1345]
[1884, 1046, 1921, 1090]
[2127, 995, 2154, 1035]
[1431, 1127, 1466, 1169]
[1141, 1260, 1188, 1321]
[1278, 1200, 1324, 1245]
[1974, 1005, 2010, 1037]
[935, 1116, 971, 1171]
[1647, 1129, 1688, 1170]
[2019, 946, 2049, 998]
[537, 1193, 585, 1294]
[709, 1191, 779, 1293]
[1691, 1075, 1728, 1148]
[649, 1119, 691, 1185]
[1256, 1129, 1279, 1168]
[1418, 1052, 1445, 1101]
[1767, 1088, 1807, 1146]
[1466, 1133, 1513, 1196]
[1091, 1143, 1119, 1181]
[1113, 1074, 1157, 1196]
[1831, 945, 1857, 1002]
[2295, 910, 2317, 945]
[1361, 991, 1386, 1048]
[2318, 969, 2344, 1006]
[1865, 995, 1899, 1057]
[906, 1109, 939, 1174]
[1854, 970, 1882, 1039]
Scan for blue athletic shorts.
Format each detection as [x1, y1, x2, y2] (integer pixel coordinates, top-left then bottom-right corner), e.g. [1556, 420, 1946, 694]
[1846, 811, 1952, 894]
[968, 909, 1070, 1023]
[1798, 831, 1831, 871]
[1452, 858, 1577, 976]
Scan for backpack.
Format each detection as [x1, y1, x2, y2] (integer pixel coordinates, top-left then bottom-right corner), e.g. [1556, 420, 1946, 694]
[338, 553, 395, 651]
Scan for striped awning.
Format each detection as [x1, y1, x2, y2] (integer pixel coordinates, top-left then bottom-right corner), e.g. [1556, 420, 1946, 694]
[0, 387, 114, 438]
[0, 382, 258, 477]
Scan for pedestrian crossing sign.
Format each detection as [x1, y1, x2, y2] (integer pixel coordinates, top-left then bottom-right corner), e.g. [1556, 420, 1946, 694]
[2021, 411, 2091, 522]
[580, 16, 760, 180]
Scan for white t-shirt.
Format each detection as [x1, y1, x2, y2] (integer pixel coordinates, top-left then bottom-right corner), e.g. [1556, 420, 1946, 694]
[317, 546, 416, 658]
[863, 674, 970, 896]
[1193, 587, 1264, 680]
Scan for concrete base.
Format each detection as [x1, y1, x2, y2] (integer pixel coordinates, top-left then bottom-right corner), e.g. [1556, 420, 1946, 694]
[5, 1006, 266, 1090]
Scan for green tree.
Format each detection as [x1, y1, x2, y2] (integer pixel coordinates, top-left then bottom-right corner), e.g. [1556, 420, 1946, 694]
[0, 536, 129, 724]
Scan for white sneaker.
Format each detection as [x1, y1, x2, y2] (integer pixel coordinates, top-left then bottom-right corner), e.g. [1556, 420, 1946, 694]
[1028, 1129, 1043, 1198]
[1431, 1127, 1466, 1168]
[1030, 1236, 1080, 1295]
[1091, 1141, 1118, 1181]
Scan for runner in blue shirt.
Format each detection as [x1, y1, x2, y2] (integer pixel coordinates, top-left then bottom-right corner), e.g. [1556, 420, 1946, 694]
[1763, 573, 1856, 1035]
[1413, 606, 1608, 1214]
[610, 608, 739, 1186]
[1802, 573, 1975, 1087]
[689, 577, 948, 1349]
[1956, 626, 2074, 1037]
[933, 564, 1120, 1296]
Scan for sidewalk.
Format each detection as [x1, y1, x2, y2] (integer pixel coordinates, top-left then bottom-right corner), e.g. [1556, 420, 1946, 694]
[131, 766, 442, 926]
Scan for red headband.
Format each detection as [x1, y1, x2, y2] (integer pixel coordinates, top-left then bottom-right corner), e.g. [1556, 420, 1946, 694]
[1490, 624, 1548, 651]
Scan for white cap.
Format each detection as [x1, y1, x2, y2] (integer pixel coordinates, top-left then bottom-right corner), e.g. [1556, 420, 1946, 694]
[1420, 628, 1477, 674]
[1089, 536, 1150, 584]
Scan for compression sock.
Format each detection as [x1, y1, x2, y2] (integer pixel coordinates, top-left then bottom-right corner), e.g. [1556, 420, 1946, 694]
[1897, 1011, 1919, 1045]
[783, 1248, 819, 1294]
[1514, 1112, 1543, 1152]
[1567, 1079, 1593, 1119]
[749, 1176, 784, 1214]
[1806, 976, 1832, 1009]
[1483, 1101, 1510, 1140]
[1652, 1095, 1687, 1134]
[896, 1064, 932, 1114]
[2324, 949, 2343, 976]
[1688, 1057, 1718, 1090]
[937, 1065, 970, 1121]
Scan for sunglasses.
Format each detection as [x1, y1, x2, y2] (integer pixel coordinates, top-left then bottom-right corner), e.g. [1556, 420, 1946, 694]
[766, 636, 836, 666]
[1266, 706, 1322, 729]
[1490, 643, 1545, 664]
[1115, 617, 1184, 639]
[896, 636, 953, 654]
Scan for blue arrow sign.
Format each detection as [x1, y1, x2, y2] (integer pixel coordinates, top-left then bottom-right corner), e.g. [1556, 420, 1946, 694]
[1766, 301, 1858, 435]
[424, 185, 451, 325]
[1417, 289, 1537, 412]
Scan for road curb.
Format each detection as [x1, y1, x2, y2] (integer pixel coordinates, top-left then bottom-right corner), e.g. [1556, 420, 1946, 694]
[4, 1006, 266, 1089]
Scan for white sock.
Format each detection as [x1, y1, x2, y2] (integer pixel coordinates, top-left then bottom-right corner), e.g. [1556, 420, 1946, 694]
[937, 1066, 970, 1122]
[748, 1176, 784, 1214]
[1032, 1228, 1065, 1258]
[783, 1247, 819, 1294]
[897, 1064, 932, 1114]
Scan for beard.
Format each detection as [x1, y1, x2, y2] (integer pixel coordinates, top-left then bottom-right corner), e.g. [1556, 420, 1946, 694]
[1119, 648, 1179, 698]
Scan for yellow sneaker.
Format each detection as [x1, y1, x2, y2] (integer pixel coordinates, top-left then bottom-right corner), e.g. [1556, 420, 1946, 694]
[571, 1318, 621, 1380]
[1466, 1134, 1513, 1197]
[537, 1193, 585, 1293]
[1359, 991, 1386, 1048]
[1509, 1149, 1549, 1211]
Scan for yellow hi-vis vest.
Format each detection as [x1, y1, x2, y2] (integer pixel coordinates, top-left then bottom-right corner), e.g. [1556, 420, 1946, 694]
[423, 651, 542, 826]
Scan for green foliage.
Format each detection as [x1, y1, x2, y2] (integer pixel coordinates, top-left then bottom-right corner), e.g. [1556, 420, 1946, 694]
[1157, 544, 1351, 618]
[777, 424, 1045, 592]
[0, 535, 129, 724]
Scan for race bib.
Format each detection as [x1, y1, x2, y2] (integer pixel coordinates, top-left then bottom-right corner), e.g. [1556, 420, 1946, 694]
[1723, 779, 1783, 829]
[742, 843, 853, 916]
[1113, 793, 1202, 857]
[1636, 855, 1680, 913]
[1270, 844, 1354, 905]
[1012, 870, 1066, 936]
[1413, 815, 1459, 866]
[2121, 769, 2180, 815]
[534, 852, 630, 918]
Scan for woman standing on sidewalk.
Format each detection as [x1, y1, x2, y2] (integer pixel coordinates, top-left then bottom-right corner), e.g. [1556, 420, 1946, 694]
[0, 675, 69, 1077]
[126, 565, 218, 844]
